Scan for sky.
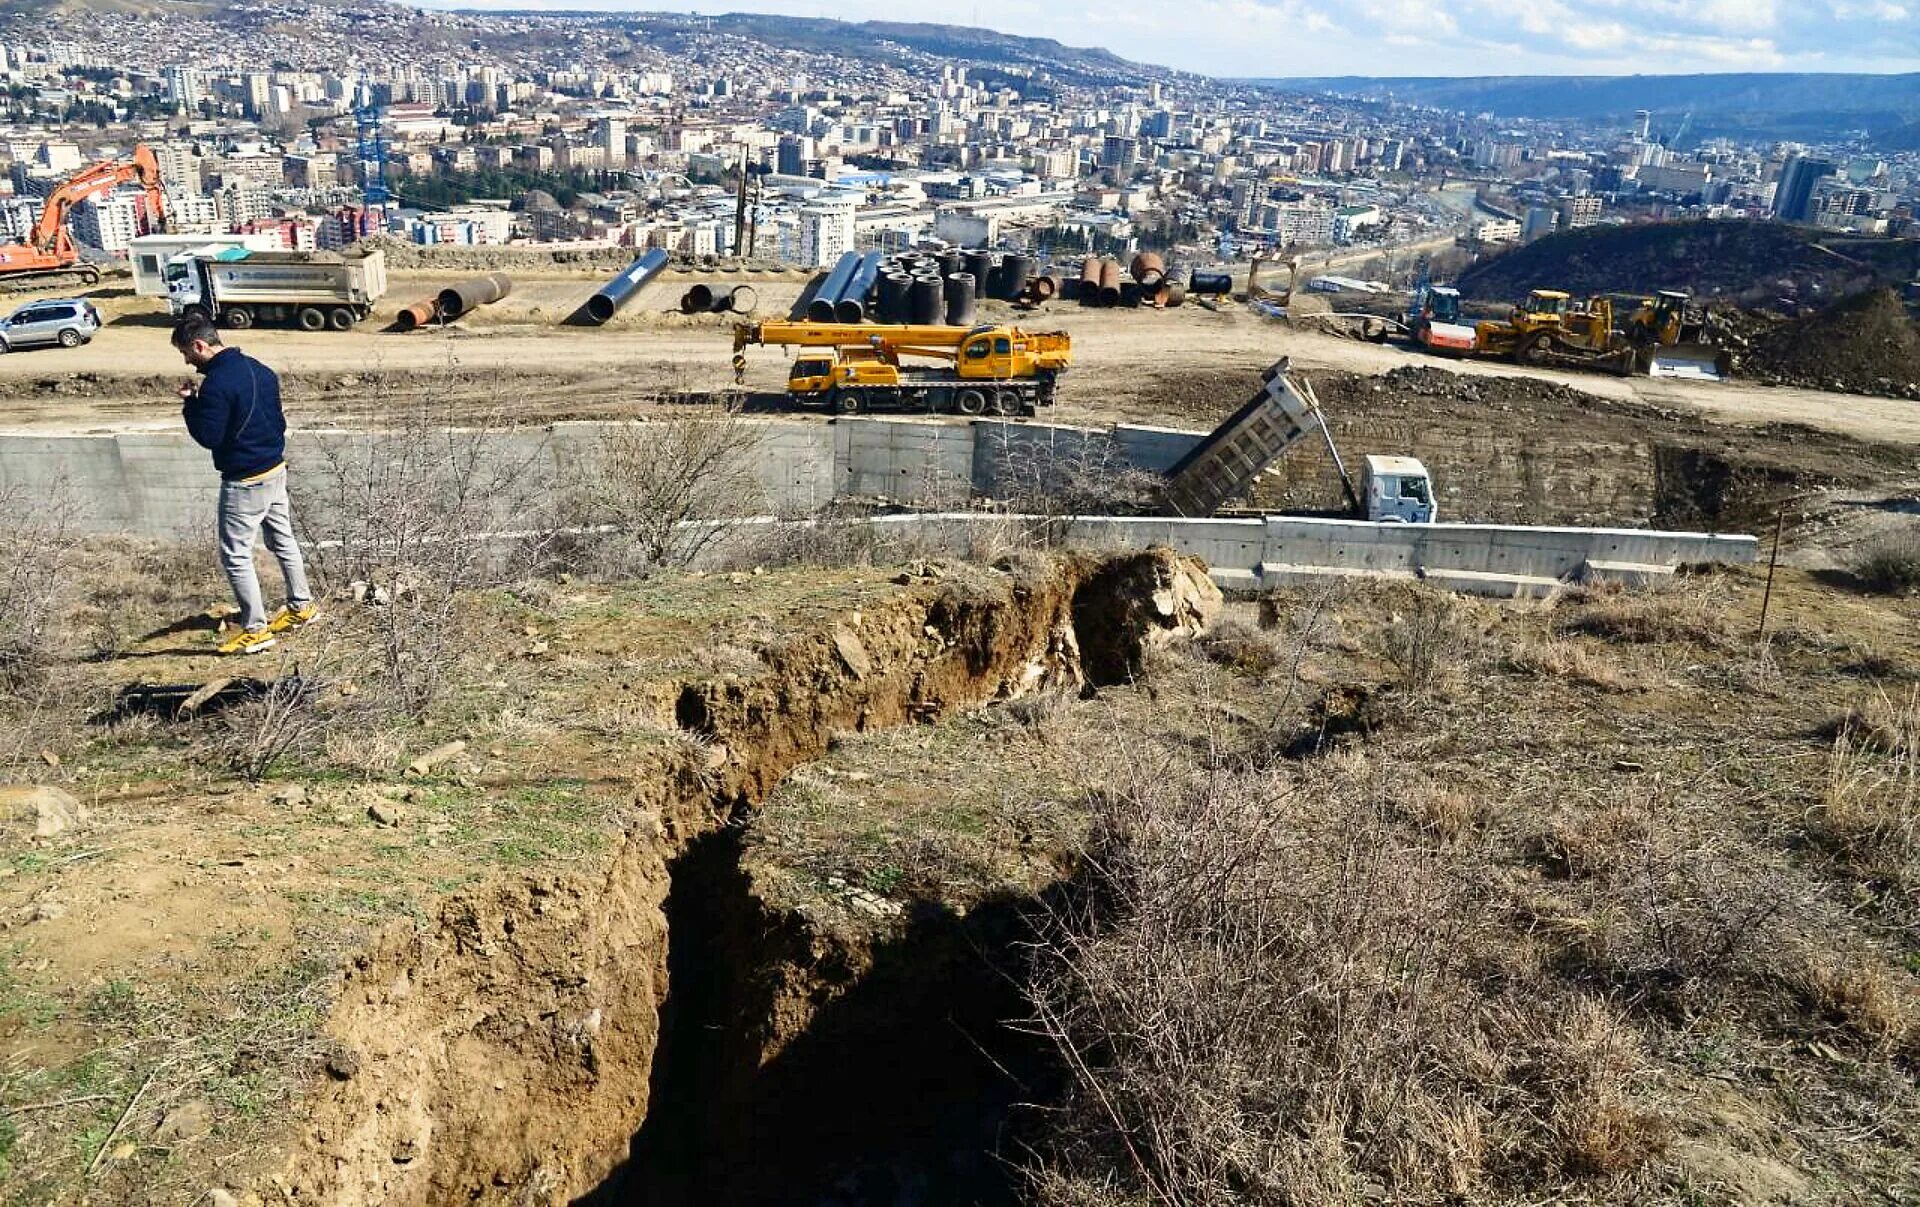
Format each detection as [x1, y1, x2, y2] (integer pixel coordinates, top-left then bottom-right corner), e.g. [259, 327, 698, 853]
[416, 0, 1920, 78]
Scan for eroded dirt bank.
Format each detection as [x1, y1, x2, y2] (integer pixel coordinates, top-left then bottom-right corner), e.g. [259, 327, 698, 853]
[276, 550, 1220, 1205]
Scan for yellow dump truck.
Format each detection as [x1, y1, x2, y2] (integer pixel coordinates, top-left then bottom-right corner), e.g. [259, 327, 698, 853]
[732, 320, 1071, 415]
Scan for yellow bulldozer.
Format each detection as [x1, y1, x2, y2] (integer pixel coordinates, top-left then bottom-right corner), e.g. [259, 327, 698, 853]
[1621, 290, 1736, 379]
[1473, 289, 1637, 376]
[732, 320, 1071, 416]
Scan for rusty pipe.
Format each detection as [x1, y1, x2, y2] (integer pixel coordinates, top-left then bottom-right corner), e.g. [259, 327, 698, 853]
[1097, 258, 1123, 306]
[1027, 274, 1058, 302]
[435, 272, 512, 320]
[1129, 252, 1165, 287]
[395, 298, 438, 331]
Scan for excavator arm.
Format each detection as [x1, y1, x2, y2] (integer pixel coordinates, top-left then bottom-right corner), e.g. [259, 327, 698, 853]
[24, 144, 167, 254]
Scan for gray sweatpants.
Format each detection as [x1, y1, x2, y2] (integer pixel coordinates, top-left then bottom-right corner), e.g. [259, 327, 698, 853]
[218, 466, 311, 632]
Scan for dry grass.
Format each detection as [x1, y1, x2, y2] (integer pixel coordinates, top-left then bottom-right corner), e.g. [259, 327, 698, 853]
[1851, 530, 1920, 595]
[1790, 951, 1919, 1054]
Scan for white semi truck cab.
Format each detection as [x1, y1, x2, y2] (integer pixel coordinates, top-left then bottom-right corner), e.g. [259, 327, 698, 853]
[1360, 454, 1436, 523]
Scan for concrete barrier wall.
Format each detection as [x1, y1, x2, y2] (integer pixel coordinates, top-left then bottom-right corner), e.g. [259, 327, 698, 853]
[0, 416, 1757, 597]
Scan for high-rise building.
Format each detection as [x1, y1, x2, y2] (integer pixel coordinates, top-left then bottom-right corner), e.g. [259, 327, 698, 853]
[71, 192, 148, 252]
[164, 66, 207, 112]
[776, 134, 812, 177]
[1773, 156, 1835, 223]
[798, 193, 855, 267]
[599, 117, 627, 167]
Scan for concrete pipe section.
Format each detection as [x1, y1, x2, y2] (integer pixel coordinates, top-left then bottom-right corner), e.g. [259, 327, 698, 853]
[944, 273, 976, 326]
[436, 272, 512, 321]
[585, 248, 669, 325]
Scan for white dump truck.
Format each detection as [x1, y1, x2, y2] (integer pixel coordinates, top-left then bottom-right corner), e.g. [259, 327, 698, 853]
[165, 247, 388, 332]
[1162, 357, 1436, 522]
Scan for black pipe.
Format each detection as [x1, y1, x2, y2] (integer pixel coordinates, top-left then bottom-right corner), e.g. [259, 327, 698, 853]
[909, 276, 943, 325]
[877, 272, 911, 323]
[963, 250, 992, 301]
[834, 250, 885, 323]
[806, 251, 862, 322]
[585, 248, 669, 325]
[997, 254, 1033, 302]
[1188, 269, 1233, 296]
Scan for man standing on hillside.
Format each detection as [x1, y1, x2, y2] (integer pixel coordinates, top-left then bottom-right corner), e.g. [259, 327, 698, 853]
[174, 315, 316, 655]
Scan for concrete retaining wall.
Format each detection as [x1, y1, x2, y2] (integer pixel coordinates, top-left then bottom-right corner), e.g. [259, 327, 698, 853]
[0, 416, 1757, 597]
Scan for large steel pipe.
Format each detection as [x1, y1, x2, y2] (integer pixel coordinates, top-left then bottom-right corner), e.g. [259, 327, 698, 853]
[1097, 258, 1124, 306]
[435, 272, 512, 320]
[834, 250, 885, 323]
[1188, 269, 1233, 296]
[727, 285, 758, 314]
[1130, 252, 1165, 287]
[585, 249, 669, 324]
[944, 273, 976, 326]
[394, 298, 439, 331]
[1078, 257, 1103, 306]
[680, 283, 719, 314]
[1028, 274, 1059, 303]
[806, 251, 863, 322]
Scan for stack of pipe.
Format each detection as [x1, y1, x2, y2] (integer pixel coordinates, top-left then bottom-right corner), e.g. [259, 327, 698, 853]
[835, 250, 885, 323]
[436, 272, 513, 321]
[585, 249, 669, 325]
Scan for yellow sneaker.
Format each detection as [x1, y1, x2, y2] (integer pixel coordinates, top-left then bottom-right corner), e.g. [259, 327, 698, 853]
[269, 603, 319, 633]
[218, 627, 278, 656]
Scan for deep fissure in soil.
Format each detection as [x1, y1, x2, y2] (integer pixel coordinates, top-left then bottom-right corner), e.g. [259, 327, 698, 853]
[579, 830, 1057, 1206]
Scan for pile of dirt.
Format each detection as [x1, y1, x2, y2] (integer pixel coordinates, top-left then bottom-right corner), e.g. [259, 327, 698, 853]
[1457, 220, 1920, 310]
[1742, 287, 1920, 399]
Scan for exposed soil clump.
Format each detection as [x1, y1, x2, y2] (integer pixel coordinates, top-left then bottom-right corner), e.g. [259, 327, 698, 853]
[1743, 287, 1920, 399]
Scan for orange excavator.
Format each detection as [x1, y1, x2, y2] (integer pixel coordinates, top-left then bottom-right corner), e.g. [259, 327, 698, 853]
[0, 145, 167, 288]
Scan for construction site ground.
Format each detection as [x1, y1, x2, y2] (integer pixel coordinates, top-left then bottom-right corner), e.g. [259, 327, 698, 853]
[0, 267, 1915, 447]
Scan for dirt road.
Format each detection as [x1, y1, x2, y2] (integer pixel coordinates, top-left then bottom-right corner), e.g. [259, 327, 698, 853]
[0, 268, 1915, 447]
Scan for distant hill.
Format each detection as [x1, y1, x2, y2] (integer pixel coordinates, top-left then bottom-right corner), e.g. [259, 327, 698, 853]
[1255, 73, 1920, 142]
[1455, 221, 1920, 309]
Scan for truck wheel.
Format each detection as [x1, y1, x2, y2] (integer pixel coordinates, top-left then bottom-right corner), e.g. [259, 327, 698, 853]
[987, 390, 1016, 416]
[56, 328, 81, 348]
[827, 389, 860, 415]
[955, 389, 987, 416]
[327, 307, 355, 331]
[223, 307, 253, 330]
[297, 307, 326, 332]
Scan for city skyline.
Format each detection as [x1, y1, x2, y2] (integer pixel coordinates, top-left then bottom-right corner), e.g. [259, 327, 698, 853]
[415, 0, 1920, 78]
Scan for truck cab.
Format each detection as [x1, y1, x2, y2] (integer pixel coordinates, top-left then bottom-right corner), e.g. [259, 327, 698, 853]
[1361, 454, 1436, 523]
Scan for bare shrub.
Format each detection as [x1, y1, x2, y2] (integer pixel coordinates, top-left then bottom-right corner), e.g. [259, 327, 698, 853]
[1379, 593, 1483, 691]
[0, 483, 82, 696]
[980, 425, 1163, 548]
[557, 415, 766, 578]
[1193, 615, 1289, 677]
[200, 670, 326, 781]
[1851, 531, 1920, 595]
[303, 403, 551, 718]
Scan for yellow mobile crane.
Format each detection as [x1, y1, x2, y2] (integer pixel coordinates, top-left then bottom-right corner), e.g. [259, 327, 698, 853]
[732, 320, 1072, 416]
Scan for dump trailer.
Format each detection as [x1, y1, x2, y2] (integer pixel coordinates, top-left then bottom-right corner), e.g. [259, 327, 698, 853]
[166, 248, 388, 331]
[1162, 358, 1435, 522]
[732, 320, 1071, 416]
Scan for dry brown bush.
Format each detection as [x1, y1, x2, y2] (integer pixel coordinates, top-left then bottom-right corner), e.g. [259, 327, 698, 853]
[1805, 688, 1919, 885]
[0, 483, 81, 697]
[1851, 530, 1920, 595]
[1023, 748, 1668, 1205]
[1378, 593, 1486, 692]
[1560, 579, 1736, 648]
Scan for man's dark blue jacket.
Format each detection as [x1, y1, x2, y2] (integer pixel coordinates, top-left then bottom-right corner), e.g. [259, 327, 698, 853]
[183, 347, 286, 481]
